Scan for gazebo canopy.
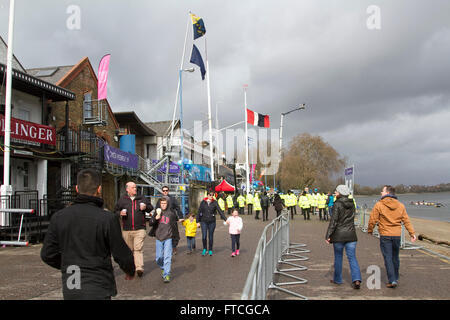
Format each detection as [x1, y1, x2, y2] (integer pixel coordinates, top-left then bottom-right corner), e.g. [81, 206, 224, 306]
[215, 179, 235, 192]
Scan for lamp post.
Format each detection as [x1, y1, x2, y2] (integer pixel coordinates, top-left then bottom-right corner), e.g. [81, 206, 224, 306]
[278, 104, 306, 189]
[179, 67, 195, 217]
[1, 0, 16, 227]
[215, 101, 223, 177]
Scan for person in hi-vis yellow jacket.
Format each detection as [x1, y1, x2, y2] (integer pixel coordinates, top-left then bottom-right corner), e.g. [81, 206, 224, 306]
[226, 194, 234, 215]
[318, 193, 327, 221]
[246, 193, 254, 215]
[253, 193, 262, 220]
[237, 193, 246, 216]
[298, 191, 311, 220]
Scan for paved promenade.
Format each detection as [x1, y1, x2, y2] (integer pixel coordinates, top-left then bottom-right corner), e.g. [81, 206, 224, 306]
[0, 208, 448, 300]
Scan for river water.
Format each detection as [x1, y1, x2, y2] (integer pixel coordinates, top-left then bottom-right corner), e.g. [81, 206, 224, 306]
[355, 192, 450, 222]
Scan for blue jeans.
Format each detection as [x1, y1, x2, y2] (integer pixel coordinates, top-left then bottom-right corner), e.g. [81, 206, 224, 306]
[380, 236, 401, 283]
[200, 221, 216, 251]
[156, 238, 173, 277]
[187, 236, 196, 251]
[333, 241, 362, 284]
[328, 206, 333, 217]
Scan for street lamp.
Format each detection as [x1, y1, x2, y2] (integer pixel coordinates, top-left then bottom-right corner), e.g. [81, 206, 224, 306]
[215, 101, 223, 177]
[179, 67, 195, 216]
[277, 104, 306, 190]
[279, 104, 306, 156]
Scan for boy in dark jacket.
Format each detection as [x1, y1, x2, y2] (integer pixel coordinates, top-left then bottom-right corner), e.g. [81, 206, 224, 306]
[148, 197, 179, 283]
[115, 181, 153, 277]
[41, 169, 135, 300]
[155, 186, 181, 255]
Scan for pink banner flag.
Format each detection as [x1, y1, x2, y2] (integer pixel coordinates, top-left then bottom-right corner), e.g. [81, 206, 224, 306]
[97, 54, 111, 100]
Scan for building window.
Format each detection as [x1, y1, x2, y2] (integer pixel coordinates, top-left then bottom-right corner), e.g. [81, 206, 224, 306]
[23, 162, 29, 189]
[18, 109, 30, 121]
[83, 92, 93, 119]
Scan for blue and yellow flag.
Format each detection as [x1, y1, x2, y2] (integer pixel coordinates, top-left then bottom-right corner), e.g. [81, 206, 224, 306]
[190, 13, 206, 40]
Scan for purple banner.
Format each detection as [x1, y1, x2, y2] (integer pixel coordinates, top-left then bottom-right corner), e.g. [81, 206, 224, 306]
[104, 145, 138, 169]
[151, 160, 179, 174]
[345, 167, 353, 176]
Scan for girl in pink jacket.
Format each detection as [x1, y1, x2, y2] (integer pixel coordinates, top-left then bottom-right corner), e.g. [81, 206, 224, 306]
[225, 208, 243, 257]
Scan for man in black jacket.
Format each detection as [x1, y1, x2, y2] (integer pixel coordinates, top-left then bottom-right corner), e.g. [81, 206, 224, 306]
[115, 181, 153, 277]
[41, 169, 135, 300]
[261, 192, 270, 221]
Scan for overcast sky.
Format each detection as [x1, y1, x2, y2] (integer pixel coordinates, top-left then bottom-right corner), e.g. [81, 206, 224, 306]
[1, 0, 449, 187]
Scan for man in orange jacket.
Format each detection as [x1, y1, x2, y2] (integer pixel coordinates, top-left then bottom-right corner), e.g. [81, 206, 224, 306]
[368, 185, 416, 288]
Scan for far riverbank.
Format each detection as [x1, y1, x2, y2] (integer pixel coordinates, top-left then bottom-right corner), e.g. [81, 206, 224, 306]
[355, 191, 449, 222]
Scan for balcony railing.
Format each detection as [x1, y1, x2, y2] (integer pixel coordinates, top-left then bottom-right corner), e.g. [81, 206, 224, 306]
[83, 99, 108, 126]
[57, 128, 103, 155]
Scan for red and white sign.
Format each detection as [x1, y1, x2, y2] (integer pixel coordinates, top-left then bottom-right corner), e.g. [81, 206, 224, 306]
[0, 114, 56, 146]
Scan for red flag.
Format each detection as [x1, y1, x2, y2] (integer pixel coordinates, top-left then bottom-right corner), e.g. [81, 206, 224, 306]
[246, 108, 270, 128]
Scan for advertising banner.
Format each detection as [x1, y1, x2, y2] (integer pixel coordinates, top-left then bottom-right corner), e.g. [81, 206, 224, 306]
[0, 114, 56, 146]
[104, 144, 138, 169]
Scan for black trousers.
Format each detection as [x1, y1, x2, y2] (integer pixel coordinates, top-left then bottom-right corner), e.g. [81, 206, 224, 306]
[262, 207, 269, 221]
[289, 206, 295, 219]
[318, 208, 326, 220]
[239, 207, 245, 215]
[276, 209, 282, 217]
[248, 204, 253, 215]
[302, 208, 311, 220]
[231, 234, 240, 252]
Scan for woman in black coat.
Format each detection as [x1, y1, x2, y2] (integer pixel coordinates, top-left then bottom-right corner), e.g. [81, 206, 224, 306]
[272, 194, 284, 217]
[325, 185, 362, 289]
[197, 192, 227, 256]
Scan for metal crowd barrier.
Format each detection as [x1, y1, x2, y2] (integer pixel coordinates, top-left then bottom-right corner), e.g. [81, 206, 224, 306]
[241, 210, 309, 300]
[355, 206, 421, 250]
[0, 208, 35, 246]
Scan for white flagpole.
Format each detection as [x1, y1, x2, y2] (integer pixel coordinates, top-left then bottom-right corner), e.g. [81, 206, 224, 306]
[244, 86, 250, 196]
[205, 36, 215, 181]
[1, 0, 15, 226]
[169, 13, 191, 151]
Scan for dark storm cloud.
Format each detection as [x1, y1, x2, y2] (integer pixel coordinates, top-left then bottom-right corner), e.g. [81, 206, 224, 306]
[1, 0, 449, 186]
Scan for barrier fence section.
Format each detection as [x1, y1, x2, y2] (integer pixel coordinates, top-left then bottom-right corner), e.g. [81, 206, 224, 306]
[354, 206, 421, 250]
[241, 210, 309, 300]
[0, 208, 35, 246]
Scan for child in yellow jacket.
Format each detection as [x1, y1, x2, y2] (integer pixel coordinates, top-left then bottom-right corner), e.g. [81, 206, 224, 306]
[180, 213, 198, 254]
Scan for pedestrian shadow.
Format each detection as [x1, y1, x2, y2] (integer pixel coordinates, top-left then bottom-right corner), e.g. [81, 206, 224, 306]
[171, 263, 197, 277]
